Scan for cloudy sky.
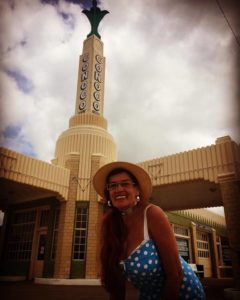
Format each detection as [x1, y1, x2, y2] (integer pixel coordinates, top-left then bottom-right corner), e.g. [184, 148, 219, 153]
[1, 0, 239, 216]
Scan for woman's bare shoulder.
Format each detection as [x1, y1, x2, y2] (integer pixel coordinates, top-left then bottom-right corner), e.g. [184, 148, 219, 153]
[147, 204, 167, 219]
[146, 204, 171, 230]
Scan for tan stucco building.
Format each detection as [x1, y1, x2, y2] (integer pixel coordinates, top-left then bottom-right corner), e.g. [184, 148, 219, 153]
[0, 1, 240, 288]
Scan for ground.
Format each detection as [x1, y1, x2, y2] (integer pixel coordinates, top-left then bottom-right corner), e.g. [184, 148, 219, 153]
[0, 278, 235, 300]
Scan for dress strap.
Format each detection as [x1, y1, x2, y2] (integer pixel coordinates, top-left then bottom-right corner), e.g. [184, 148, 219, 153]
[144, 204, 152, 240]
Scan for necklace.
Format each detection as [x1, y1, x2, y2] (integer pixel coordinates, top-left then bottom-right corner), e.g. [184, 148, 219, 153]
[120, 204, 138, 216]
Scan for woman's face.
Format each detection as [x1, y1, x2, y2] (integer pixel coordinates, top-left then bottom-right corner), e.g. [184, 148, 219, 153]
[107, 172, 140, 211]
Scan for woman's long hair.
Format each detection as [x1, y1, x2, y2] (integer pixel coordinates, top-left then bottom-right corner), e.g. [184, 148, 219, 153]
[99, 168, 139, 293]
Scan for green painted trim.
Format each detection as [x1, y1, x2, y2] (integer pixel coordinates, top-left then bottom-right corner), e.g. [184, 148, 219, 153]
[166, 212, 192, 227]
[70, 261, 86, 279]
[82, 0, 109, 39]
[166, 211, 227, 237]
[0, 198, 60, 278]
[43, 201, 60, 278]
[70, 201, 89, 278]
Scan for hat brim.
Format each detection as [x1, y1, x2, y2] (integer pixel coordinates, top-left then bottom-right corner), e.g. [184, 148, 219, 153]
[92, 161, 152, 201]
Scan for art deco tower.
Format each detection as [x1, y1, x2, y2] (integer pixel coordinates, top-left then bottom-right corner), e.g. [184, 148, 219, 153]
[53, 2, 116, 200]
[52, 1, 116, 278]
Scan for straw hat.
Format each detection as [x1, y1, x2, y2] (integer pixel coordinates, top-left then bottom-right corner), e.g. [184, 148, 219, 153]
[92, 161, 152, 201]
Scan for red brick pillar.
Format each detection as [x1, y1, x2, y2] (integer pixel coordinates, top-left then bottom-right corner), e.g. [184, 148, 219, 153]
[211, 228, 220, 278]
[218, 173, 240, 288]
[190, 222, 198, 264]
[54, 153, 80, 278]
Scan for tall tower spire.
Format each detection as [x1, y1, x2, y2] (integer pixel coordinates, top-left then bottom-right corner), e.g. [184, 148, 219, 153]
[53, 1, 116, 179]
[82, 0, 109, 39]
[73, 0, 109, 121]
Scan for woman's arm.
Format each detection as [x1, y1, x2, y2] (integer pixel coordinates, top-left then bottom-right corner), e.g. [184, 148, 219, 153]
[147, 205, 183, 300]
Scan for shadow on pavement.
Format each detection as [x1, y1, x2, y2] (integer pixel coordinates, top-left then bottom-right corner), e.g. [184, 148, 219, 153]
[0, 278, 235, 300]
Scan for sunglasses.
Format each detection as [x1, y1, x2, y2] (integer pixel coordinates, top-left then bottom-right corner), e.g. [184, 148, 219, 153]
[106, 180, 136, 191]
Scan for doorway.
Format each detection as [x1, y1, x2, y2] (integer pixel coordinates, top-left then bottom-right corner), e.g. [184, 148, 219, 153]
[32, 230, 47, 278]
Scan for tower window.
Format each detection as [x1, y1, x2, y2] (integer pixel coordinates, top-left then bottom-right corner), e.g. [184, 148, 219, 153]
[72, 205, 89, 260]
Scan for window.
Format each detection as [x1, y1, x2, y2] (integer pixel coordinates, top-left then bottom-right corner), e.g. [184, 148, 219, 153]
[172, 224, 191, 262]
[221, 237, 232, 266]
[197, 231, 210, 258]
[39, 209, 50, 227]
[173, 225, 189, 237]
[72, 205, 88, 260]
[6, 210, 36, 261]
[176, 238, 190, 261]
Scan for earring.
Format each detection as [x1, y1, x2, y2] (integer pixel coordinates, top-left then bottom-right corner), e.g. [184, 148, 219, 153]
[136, 195, 140, 202]
[107, 200, 112, 207]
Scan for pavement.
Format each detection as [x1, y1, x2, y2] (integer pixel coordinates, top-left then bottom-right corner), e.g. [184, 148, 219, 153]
[0, 277, 235, 300]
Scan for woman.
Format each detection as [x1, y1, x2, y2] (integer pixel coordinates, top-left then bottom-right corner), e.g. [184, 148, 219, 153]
[93, 161, 205, 300]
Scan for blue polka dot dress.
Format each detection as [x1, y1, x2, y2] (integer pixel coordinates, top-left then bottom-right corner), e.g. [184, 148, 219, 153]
[121, 207, 205, 300]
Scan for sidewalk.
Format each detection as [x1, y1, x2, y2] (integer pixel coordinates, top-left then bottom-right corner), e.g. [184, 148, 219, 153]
[0, 278, 235, 300]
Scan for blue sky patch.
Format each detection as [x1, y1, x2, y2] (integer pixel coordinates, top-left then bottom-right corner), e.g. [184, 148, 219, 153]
[2, 125, 21, 139]
[20, 39, 27, 47]
[1, 125, 37, 158]
[41, 0, 96, 9]
[5, 69, 34, 93]
[59, 11, 75, 29]
[66, 0, 92, 9]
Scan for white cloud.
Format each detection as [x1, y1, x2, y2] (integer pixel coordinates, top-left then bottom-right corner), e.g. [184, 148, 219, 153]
[207, 207, 225, 217]
[1, 0, 239, 216]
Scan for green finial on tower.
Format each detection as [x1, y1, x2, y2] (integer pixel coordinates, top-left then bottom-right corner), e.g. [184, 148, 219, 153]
[82, 0, 109, 39]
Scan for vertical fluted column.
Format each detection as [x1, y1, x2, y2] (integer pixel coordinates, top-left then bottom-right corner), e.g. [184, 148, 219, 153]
[190, 222, 198, 264]
[211, 228, 220, 278]
[54, 154, 80, 278]
[85, 154, 104, 278]
[219, 173, 240, 288]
